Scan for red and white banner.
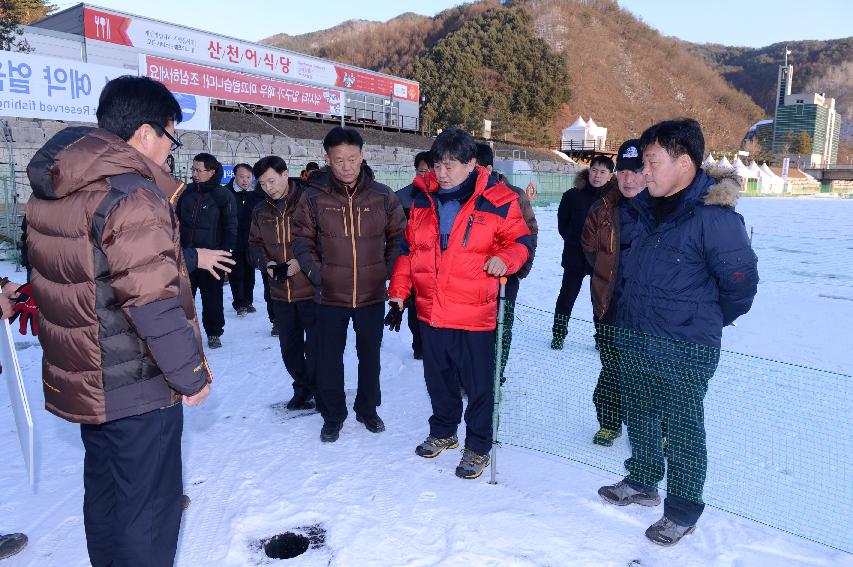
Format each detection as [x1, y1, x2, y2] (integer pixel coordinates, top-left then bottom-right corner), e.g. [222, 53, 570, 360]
[141, 55, 344, 116]
[84, 7, 419, 101]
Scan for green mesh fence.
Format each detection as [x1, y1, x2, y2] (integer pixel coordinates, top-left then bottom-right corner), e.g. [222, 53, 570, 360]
[494, 301, 853, 553]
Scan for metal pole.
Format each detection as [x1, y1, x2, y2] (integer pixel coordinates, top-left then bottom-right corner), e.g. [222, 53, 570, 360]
[750, 225, 755, 246]
[489, 276, 507, 485]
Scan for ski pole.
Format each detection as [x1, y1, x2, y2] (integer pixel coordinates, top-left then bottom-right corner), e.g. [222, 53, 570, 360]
[489, 276, 507, 485]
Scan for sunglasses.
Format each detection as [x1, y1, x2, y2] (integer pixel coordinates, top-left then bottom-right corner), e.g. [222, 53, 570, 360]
[146, 122, 182, 151]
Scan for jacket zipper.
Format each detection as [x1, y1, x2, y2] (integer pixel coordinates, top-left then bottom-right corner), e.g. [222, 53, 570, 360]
[358, 207, 362, 237]
[461, 214, 475, 248]
[348, 196, 358, 308]
[285, 216, 292, 302]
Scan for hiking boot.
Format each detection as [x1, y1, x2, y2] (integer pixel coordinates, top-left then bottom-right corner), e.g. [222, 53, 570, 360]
[182, 494, 191, 511]
[270, 323, 279, 337]
[320, 421, 343, 443]
[246, 305, 257, 313]
[415, 435, 459, 458]
[645, 516, 696, 547]
[598, 479, 661, 507]
[207, 336, 222, 349]
[286, 393, 316, 411]
[455, 448, 490, 479]
[236, 307, 248, 318]
[593, 427, 622, 447]
[550, 336, 564, 350]
[356, 414, 385, 433]
[0, 533, 27, 560]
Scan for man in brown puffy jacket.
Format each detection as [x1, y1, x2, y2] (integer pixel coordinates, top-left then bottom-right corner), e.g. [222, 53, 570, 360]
[292, 127, 406, 443]
[581, 139, 646, 448]
[25, 76, 211, 566]
[249, 156, 318, 411]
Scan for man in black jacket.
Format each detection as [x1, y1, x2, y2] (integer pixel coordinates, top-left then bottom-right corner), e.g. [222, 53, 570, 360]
[225, 163, 266, 317]
[176, 152, 238, 348]
[552, 155, 617, 350]
[394, 150, 433, 359]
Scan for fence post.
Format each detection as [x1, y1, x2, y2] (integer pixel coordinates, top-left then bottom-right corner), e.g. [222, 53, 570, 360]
[489, 276, 507, 485]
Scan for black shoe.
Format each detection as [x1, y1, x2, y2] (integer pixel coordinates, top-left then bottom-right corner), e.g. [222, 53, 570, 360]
[182, 494, 191, 511]
[246, 305, 257, 313]
[0, 533, 27, 560]
[208, 335, 222, 349]
[356, 414, 385, 433]
[236, 307, 248, 318]
[270, 323, 279, 337]
[550, 336, 564, 350]
[286, 393, 316, 411]
[320, 421, 343, 443]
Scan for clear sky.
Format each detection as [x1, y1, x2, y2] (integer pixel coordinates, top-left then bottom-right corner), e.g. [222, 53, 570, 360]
[52, 0, 853, 47]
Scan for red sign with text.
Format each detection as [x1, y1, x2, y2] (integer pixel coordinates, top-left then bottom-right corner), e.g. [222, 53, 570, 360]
[142, 55, 343, 116]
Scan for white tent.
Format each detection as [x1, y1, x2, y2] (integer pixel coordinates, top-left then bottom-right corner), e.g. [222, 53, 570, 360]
[703, 153, 717, 166]
[560, 116, 608, 150]
[748, 160, 761, 175]
[733, 158, 753, 181]
[759, 162, 778, 178]
[758, 162, 784, 193]
[717, 156, 733, 168]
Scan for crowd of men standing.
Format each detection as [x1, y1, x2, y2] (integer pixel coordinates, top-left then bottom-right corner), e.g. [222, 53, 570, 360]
[5, 74, 760, 564]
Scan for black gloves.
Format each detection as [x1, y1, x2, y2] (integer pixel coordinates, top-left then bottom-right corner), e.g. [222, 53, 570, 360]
[271, 263, 290, 283]
[384, 301, 404, 332]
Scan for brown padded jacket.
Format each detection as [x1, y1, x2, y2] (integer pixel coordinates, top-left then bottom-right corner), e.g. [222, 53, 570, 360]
[26, 127, 212, 425]
[581, 185, 623, 320]
[291, 164, 406, 308]
[248, 179, 315, 303]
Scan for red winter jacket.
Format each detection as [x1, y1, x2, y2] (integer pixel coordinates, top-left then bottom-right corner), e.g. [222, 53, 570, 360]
[389, 166, 531, 331]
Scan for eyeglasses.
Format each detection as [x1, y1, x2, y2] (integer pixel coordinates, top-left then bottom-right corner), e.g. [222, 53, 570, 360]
[146, 122, 182, 152]
[190, 166, 211, 174]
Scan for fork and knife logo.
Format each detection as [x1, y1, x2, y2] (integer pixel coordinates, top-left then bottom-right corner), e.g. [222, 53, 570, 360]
[94, 14, 111, 40]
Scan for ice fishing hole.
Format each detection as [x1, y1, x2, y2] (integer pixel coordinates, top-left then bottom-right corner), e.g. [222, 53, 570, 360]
[263, 532, 309, 560]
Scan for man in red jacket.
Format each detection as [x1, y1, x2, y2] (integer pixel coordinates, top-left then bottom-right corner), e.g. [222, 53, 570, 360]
[389, 128, 531, 479]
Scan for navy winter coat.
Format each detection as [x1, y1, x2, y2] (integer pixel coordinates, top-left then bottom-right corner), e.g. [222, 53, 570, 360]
[616, 167, 759, 349]
[225, 178, 266, 252]
[176, 165, 238, 252]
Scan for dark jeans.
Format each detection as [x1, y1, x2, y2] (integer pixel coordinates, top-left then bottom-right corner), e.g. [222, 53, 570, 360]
[190, 269, 225, 337]
[260, 271, 275, 324]
[593, 309, 622, 431]
[553, 270, 586, 337]
[315, 302, 384, 424]
[420, 323, 496, 455]
[619, 338, 720, 526]
[80, 404, 183, 567]
[273, 299, 318, 399]
[406, 292, 422, 356]
[229, 250, 256, 310]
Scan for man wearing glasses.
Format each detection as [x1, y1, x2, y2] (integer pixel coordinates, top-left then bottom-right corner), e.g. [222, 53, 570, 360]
[176, 153, 238, 348]
[25, 75, 212, 566]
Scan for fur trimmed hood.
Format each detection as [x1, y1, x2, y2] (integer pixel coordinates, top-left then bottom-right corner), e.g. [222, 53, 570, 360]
[702, 166, 742, 208]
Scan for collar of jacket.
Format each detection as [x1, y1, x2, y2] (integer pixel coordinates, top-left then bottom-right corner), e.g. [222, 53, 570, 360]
[309, 162, 376, 199]
[414, 165, 517, 208]
[192, 164, 224, 194]
[632, 166, 740, 228]
[27, 126, 182, 202]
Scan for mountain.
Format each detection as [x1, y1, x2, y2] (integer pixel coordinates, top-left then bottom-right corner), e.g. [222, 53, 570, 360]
[260, 0, 774, 149]
[684, 38, 853, 141]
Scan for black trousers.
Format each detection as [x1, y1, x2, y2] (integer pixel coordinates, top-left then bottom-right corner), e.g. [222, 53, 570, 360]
[406, 292, 422, 355]
[315, 302, 384, 424]
[260, 271, 275, 324]
[190, 269, 225, 337]
[553, 269, 586, 337]
[229, 250, 256, 310]
[80, 404, 183, 567]
[273, 299, 318, 399]
[498, 275, 521, 379]
[593, 308, 622, 431]
[420, 323, 496, 455]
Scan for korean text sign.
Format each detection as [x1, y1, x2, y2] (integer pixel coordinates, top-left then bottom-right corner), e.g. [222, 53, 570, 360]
[142, 55, 344, 116]
[0, 50, 125, 122]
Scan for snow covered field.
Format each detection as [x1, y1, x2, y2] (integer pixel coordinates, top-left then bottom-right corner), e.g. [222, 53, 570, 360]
[1, 197, 851, 566]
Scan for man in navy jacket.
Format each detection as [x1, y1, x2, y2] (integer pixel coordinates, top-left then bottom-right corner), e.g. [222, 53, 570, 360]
[598, 118, 758, 546]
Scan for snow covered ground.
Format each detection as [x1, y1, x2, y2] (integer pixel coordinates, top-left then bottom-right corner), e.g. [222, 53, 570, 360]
[1, 197, 851, 566]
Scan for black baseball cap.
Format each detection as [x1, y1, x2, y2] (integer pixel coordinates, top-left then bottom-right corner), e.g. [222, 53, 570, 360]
[616, 139, 643, 171]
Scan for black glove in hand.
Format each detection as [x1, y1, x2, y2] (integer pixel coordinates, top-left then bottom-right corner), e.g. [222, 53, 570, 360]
[271, 263, 290, 283]
[384, 301, 403, 332]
